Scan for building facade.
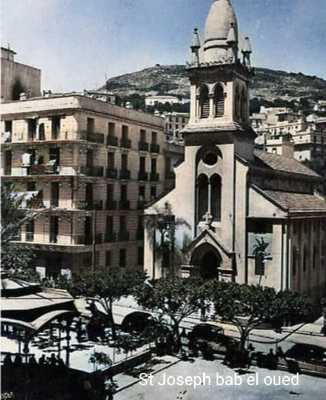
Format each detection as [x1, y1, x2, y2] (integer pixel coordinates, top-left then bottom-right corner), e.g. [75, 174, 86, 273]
[1, 47, 41, 103]
[144, 0, 326, 300]
[1, 94, 166, 277]
[164, 112, 189, 142]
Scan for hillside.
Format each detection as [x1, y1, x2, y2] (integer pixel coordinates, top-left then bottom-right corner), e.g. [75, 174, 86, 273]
[100, 64, 326, 104]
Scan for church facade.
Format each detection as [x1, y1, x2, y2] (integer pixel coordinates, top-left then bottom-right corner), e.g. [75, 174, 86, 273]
[144, 0, 326, 300]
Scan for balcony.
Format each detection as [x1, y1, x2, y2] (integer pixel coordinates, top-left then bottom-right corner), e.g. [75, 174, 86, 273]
[107, 136, 118, 146]
[120, 138, 131, 149]
[137, 200, 146, 209]
[28, 164, 59, 175]
[138, 172, 148, 181]
[104, 232, 116, 243]
[138, 141, 149, 151]
[77, 200, 103, 210]
[75, 235, 93, 245]
[106, 168, 118, 179]
[150, 143, 160, 153]
[118, 231, 130, 242]
[150, 172, 160, 182]
[106, 200, 117, 210]
[80, 166, 104, 177]
[80, 131, 105, 144]
[119, 169, 130, 180]
[119, 200, 130, 210]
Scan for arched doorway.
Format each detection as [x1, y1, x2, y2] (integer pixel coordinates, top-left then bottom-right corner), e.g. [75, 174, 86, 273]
[191, 244, 221, 280]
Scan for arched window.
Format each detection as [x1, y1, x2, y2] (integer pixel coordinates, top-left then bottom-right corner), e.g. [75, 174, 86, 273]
[199, 85, 209, 119]
[214, 84, 224, 117]
[197, 174, 208, 221]
[211, 174, 222, 221]
[38, 123, 45, 140]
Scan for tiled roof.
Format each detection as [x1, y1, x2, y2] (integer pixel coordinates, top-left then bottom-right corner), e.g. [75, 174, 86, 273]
[263, 190, 326, 213]
[254, 150, 320, 177]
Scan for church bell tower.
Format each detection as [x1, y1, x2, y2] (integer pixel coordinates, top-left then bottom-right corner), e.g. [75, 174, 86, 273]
[185, 0, 255, 159]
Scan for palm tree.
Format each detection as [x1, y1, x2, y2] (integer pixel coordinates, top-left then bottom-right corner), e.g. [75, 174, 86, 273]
[145, 202, 190, 279]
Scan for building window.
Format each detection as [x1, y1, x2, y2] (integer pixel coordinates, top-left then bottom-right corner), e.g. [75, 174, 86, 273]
[107, 184, 114, 202]
[139, 185, 145, 200]
[121, 153, 128, 170]
[26, 220, 34, 242]
[122, 125, 129, 141]
[87, 117, 94, 133]
[107, 152, 115, 169]
[139, 156, 146, 173]
[138, 247, 144, 266]
[50, 182, 59, 207]
[152, 131, 157, 144]
[199, 85, 209, 119]
[5, 120, 12, 133]
[140, 129, 146, 142]
[214, 84, 224, 117]
[120, 185, 127, 201]
[151, 158, 157, 174]
[27, 119, 37, 140]
[108, 122, 115, 136]
[150, 186, 157, 199]
[119, 249, 126, 268]
[52, 116, 61, 139]
[197, 174, 208, 222]
[38, 123, 45, 140]
[211, 175, 222, 221]
[120, 215, 127, 232]
[50, 216, 59, 243]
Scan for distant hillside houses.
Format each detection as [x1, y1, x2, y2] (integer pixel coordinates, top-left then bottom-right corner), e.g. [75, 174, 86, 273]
[145, 95, 190, 107]
[252, 106, 326, 169]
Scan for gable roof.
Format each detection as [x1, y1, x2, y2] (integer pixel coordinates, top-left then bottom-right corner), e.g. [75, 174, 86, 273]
[254, 150, 320, 178]
[262, 190, 326, 214]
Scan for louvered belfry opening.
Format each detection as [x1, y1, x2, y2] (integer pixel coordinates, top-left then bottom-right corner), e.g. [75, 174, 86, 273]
[200, 85, 210, 118]
[214, 84, 224, 117]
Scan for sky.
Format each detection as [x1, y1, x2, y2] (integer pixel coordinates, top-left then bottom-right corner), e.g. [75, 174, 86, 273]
[2, 0, 326, 92]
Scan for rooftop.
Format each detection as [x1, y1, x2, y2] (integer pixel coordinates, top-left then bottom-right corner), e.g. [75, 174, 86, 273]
[262, 190, 326, 213]
[254, 150, 320, 178]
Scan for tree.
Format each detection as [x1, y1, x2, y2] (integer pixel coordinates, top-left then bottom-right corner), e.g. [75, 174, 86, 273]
[70, 268, 147, 340]
[134, 277, 207, 349]
[1, 183, 39, 273]
[207, 281, 310, 353]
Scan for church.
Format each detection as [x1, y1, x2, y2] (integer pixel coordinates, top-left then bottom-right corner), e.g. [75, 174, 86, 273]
[144, 0, 326, 300]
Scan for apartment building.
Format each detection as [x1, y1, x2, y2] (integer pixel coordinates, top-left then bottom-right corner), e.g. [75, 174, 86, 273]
[1, 94, 166, 277]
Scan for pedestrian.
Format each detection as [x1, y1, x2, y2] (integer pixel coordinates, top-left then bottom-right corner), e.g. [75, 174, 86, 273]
[56, 354, 65, 367]
[29, 355, 37, 365]
[3, 354, 12, 367]
[276, 346, 285, 359]
[39, 354, 46, 366]
[48, 353, 57, 366]
[14, 354, 22, 366]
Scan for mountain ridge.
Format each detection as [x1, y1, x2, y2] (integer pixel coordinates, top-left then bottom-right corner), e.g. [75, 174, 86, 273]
[100, 64, 326, 104]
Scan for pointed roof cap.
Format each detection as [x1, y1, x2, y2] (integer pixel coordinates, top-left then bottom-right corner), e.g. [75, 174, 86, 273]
[204, 0, 238, 44]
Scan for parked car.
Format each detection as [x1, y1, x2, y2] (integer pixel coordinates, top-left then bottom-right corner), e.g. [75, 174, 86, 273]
[121, 311, 156, 335]
[285, 344, 326, 364]
[188, 323, 237, 354]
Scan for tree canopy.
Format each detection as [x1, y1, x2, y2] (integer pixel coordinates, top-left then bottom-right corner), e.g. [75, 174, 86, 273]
[1, 183, 39, 273]
[207, 280, 310, 351]
[71, 268, 147, 338]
